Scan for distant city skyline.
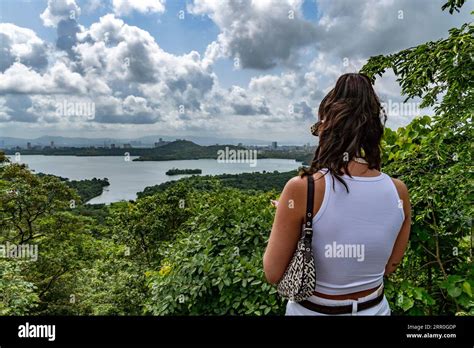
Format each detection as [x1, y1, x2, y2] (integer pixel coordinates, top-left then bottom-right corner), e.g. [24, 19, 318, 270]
[0, 134, 311, 148]
[1, 0, 471, 142]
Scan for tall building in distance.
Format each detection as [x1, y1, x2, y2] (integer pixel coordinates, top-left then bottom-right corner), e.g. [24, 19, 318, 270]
[271, 141, 278, 150]
[27, 142, 32, 150]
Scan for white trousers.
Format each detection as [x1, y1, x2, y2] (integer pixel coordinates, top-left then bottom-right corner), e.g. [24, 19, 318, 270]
[285, 284, 390, 316]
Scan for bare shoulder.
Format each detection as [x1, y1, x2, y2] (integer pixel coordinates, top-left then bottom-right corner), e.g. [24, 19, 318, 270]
[283, 172, 325, 200]
[285, 172, 325, 189]
[281, 172, 326, 217]
[284, 175, 307, 194]
[390, 177, 409, 199]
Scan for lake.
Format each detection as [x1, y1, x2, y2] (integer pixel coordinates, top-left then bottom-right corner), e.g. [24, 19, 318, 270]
[10, 156, 302, 204]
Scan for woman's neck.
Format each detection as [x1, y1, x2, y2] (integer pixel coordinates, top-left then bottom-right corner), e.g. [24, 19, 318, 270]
[341, 161, 379, 177]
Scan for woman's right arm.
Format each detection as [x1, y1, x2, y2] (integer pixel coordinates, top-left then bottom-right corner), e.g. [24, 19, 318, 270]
[385, 178, 411, 276]
[263, 176, 307, 284]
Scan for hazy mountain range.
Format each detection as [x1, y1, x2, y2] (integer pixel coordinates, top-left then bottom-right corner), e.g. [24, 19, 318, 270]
[0, 135, 300, 148]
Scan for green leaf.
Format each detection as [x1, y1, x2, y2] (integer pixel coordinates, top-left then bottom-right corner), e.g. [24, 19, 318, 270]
[447, 285, 463, 298]
[401, 296, 414, 311]
[462, 282, 472, 297]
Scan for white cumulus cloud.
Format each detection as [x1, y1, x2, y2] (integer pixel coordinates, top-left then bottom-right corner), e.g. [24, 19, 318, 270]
[112, 0, 166, 16]
[40, 0, 81, 27]
[188, 0, 319, 69]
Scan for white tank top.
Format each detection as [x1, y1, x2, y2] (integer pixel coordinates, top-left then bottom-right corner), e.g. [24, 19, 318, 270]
[312, 168, 405, 295]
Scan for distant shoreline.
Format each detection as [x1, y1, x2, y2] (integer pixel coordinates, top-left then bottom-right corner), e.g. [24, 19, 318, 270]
[2, 139, 314, 164]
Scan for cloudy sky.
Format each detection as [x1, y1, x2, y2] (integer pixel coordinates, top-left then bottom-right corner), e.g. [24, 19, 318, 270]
[0, 0, 471, 143]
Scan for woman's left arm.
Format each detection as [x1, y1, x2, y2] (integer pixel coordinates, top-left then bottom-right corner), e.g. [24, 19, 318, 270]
[263, 176, 306, 284]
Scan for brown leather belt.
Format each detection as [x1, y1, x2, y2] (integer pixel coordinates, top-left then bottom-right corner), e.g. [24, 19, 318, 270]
[297, 288, 385, 314]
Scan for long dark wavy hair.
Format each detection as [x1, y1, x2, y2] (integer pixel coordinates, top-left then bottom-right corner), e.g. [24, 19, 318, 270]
[301, 73, 387, 193]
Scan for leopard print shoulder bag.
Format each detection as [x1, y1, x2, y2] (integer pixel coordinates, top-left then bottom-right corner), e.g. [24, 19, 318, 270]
[276, 174, 316, 302]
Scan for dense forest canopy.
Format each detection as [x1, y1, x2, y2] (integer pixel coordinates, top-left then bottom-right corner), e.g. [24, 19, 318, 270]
[0, 0, 472, 316]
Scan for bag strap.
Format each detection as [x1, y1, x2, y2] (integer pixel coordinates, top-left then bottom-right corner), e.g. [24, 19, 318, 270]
[303, 174, 314, 240]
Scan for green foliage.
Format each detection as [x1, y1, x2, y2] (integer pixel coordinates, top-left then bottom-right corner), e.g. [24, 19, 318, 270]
[138, 170, 298, 198]
[134, 140, 245, 161]
[441, 0, 467, 14]
[0, 163, 80, 244]
[364, 3, 473, 315]
[144, 185, 285, 315]
[381, 116, 473, 315]
[36, 173, 109, 203]
[64, 177, 109, 202]
[0, 260, 39, 315]
[60, 241, 149, 315]
[0, 162, 106, 314]
[108, 181, 195, 266]
[361, 22, 473, 116]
